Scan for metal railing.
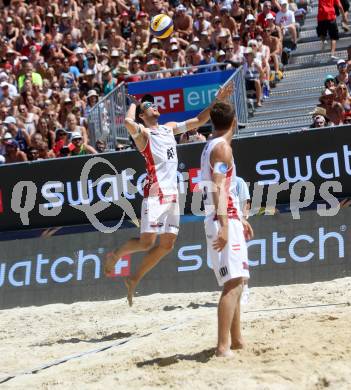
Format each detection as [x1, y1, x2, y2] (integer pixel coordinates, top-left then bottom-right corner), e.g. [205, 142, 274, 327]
[88, 81, 128, 147]
[88, 64, 248, 149]
[220, 66, 248, 132]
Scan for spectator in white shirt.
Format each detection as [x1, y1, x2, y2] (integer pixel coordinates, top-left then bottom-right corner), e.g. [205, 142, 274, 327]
[275, 0, 298, 49]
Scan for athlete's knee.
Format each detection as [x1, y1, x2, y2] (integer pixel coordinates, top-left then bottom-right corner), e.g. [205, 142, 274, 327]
[159, 237, 177, 253]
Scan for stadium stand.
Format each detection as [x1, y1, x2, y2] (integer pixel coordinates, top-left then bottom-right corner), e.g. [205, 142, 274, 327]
[0, 0, 349, 161]
[243, 3, 351, 135]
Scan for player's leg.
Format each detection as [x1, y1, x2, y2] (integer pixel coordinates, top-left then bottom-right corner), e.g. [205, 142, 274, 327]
[125, 233, 177, 306]
[130, 232, 177, 286]
[230, 295, 245, 350]
[217, 277, 243, 357]
[104, 232, 157, 275]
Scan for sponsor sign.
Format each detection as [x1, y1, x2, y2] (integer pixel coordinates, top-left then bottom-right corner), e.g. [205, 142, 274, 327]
[0, 126, 350, 233]
[1, 208, 350, 309]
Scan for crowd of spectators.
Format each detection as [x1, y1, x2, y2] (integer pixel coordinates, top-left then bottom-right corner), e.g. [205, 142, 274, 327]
[311, 56, 351, 128]
[0, 0, 305, 164]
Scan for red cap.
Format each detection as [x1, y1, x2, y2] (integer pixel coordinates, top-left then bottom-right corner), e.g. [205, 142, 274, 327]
[34, 25, 41, 31]
[138, 11, 147, 18]
[121, 11, 129, 16]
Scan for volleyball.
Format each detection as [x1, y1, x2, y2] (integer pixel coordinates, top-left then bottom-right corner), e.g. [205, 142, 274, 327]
[150, 14, 174, 39]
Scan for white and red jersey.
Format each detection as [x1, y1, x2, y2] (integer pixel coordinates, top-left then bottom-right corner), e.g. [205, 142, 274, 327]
[141, 125, 178, 199]
[200, 137, 239, 221]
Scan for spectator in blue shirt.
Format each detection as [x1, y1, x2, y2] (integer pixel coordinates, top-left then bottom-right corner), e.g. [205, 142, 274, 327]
[197, 47, 217, 72]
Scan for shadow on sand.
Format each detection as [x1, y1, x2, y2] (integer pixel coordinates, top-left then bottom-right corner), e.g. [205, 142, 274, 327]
[136, 348, 216, 367]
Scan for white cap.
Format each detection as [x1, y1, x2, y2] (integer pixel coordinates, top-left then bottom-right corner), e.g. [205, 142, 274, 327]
[337, 59, 346, 66]
[71, 131, 82, 140]
[245, 14, 256, 22]
[0, 72, 9, 80]
[64, 97, 72, 103]
[170, 37, 178, 43]
[176, 4, 187, 11]
[62, 12, 69, 18]
[0, 82, 9, 88]
[6, 17, 13, 23]
[151, 38, 159, 44]
[111, 49, 120, 57]
[280, 0, 288, 4]
[4, 116, 16, 125]
[218, 50, 225, 56]
[87, 89, 98, 98]
[170, 44, 178, 51]
[265, 13, 275, 20]
[75, 47, 84, 54]
[3, 132, 12, 140]
[248, 39, 258, 46]
[193, 37, 200, 42]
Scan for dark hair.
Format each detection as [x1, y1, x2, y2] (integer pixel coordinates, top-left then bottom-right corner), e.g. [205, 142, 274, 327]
[210, 101, 235, 131]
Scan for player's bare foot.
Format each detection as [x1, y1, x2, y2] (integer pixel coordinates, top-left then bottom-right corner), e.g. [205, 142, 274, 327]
[104, 252, 117, 276]
[124, 277, 136, 307]
[215, 348, 235, 357]
[231, 338, 245, 350]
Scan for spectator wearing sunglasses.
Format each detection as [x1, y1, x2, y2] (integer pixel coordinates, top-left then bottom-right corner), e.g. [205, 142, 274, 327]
[335, 59, 350, 91]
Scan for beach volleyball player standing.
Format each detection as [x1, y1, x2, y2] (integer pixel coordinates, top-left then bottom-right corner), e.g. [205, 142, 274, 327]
[105, 86, 232, 306]
[200, 101, 253, 357]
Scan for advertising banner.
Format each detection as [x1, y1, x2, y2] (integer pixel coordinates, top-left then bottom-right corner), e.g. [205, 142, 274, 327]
[1, 208, 350, 309]
[127, 70, 234, 122]
[0, 126, 350, 232]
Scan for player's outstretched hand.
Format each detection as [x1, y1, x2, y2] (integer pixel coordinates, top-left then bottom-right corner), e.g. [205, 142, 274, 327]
[126, 94, 139, 105]
[213, 225, 228, 252]
[216, 83, 234, 102]
[242, 219, 254, 241]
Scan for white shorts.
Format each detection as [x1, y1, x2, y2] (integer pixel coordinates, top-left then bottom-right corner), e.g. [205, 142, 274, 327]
[205, 218, 250, 286]
[140, 196, 180, 235]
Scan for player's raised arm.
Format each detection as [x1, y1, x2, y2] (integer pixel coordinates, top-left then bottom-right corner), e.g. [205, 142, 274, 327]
[167, 83, 234, 135]
[124, 95, 148, 151]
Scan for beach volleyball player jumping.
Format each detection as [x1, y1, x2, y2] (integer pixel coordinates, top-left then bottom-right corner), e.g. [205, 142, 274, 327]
[200, 100, 253, 357]
[104, 86, 232, 306]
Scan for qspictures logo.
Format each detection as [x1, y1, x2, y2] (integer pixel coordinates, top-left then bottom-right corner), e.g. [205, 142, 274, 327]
[0, 249, 130, 288]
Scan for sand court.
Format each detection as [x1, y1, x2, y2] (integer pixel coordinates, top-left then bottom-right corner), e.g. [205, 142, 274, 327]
[1, 277, 351, 389]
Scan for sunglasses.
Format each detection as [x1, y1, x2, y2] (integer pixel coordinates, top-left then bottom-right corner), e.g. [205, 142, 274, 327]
[142, 102, 157, 111]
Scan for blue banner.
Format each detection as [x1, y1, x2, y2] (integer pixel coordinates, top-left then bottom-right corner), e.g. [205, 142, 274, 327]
[127, 70, 234, 122]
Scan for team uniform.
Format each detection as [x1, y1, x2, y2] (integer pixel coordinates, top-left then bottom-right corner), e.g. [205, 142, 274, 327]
[140, 125, 180, 235]
[200, 137, 250, 286]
